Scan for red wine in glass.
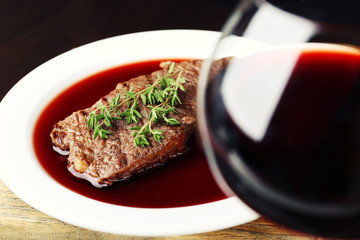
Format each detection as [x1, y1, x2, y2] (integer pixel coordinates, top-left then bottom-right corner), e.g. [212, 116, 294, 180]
[201, 44, 360, 237]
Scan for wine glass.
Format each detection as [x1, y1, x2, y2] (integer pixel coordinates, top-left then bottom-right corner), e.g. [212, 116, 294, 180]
[197, 0, 360, 238]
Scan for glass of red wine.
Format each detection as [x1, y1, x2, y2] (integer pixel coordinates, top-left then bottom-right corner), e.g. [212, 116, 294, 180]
[198, 0, 360, 238]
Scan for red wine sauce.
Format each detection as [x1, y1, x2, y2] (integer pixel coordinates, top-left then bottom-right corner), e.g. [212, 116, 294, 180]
[33, 59, 227, 208]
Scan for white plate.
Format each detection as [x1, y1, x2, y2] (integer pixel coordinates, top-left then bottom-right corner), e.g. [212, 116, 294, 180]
[0, 30, 265, 236]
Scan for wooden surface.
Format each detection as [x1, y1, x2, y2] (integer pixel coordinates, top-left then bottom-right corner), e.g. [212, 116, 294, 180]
[0, 0, 327, 239]
[0, 179, 316, 239]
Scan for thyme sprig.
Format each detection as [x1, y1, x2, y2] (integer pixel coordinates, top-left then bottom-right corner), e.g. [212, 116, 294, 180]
[87, 62, 186, 147]
[131, 102, 181, 147]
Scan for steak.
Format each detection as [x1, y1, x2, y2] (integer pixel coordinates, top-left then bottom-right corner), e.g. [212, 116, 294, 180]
[50, 58, 229, 187]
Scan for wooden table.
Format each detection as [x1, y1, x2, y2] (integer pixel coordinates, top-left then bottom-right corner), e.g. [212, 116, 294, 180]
[0, 179, 316, 239]
[0, 0, 328, 239]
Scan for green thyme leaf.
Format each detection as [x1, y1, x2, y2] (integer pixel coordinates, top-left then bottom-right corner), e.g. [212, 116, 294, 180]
[168, 62, 175, 74]
[87, 62, 186, 147]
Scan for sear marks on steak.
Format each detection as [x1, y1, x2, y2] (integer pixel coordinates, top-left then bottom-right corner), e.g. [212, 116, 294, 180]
[50, 58, 229, 187]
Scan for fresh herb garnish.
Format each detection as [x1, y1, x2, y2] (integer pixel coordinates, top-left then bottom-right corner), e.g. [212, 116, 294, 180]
[87, 62, 186, 147]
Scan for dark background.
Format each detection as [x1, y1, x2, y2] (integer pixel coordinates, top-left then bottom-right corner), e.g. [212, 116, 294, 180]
[0, 0, 237, 101]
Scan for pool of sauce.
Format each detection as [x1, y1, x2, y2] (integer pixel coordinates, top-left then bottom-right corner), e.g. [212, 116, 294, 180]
[33, 59, 227, 208]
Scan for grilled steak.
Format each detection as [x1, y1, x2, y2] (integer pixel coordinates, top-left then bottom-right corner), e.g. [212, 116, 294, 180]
[50, 58, 229, 187]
